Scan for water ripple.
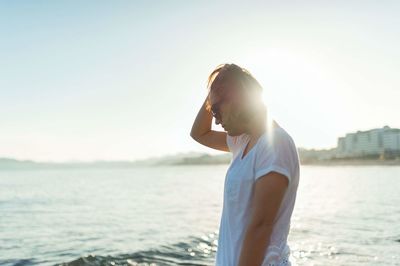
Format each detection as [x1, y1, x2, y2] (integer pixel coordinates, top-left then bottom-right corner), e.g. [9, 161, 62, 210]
[56, 235, 218, 266]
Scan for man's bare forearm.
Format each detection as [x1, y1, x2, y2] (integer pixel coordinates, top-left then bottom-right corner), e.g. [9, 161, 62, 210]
[238, 223, 273, 266]
[190, 95, 213, 139]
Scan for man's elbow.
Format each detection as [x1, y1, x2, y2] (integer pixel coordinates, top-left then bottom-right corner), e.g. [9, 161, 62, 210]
[190, 131, 206, 141]
[190, 132, 199, 141]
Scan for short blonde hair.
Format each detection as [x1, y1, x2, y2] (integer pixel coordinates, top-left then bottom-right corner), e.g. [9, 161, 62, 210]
[205, 63, 263, 112]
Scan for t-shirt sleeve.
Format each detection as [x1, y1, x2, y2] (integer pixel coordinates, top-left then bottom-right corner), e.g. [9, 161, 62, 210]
[226, 133, 246, 158]
[254, 131, 295, 184]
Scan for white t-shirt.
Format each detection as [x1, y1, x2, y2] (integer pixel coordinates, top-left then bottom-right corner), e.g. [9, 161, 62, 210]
[215, 122, 300, 266]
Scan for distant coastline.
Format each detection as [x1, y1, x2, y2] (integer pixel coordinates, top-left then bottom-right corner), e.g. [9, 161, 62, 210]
[300, 158, 400, 166]
[1, 152, 399, 170]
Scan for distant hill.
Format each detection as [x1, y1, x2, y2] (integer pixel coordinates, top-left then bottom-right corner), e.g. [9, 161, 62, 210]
[0, 158, 144, 170]
[0, 152, 233, 170]
[0, 158, 39, 169]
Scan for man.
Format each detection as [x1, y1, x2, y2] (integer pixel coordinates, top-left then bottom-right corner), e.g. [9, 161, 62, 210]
[190, 63, 300, 266]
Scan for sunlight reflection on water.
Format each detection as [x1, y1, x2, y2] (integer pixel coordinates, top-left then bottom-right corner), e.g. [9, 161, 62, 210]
[0, 165, 399, 265]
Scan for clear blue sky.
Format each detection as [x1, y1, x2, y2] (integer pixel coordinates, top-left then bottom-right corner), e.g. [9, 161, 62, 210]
[1, 1, 399, 162]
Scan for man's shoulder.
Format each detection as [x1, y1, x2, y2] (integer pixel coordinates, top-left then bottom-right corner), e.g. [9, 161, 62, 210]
[268, 125, 298, 153]
[275, 126, 294, 143]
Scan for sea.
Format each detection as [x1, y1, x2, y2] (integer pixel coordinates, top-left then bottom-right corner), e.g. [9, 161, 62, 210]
[0, 165, 399, 266]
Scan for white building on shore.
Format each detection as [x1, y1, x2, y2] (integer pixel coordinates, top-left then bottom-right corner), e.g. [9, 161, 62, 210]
[336, 126, 400, 158]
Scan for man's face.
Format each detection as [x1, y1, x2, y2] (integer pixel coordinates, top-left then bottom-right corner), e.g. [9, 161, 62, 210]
[209, 88, 243, 136]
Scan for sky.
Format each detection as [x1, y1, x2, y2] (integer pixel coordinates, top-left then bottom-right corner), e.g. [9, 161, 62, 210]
[1, 1, 399, 162]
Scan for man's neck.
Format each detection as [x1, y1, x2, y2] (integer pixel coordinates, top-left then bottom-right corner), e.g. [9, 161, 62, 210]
[246, 117, 267, 141]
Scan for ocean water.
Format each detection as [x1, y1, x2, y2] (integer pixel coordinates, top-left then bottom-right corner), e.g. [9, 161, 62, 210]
[0, 165, 399, 266]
